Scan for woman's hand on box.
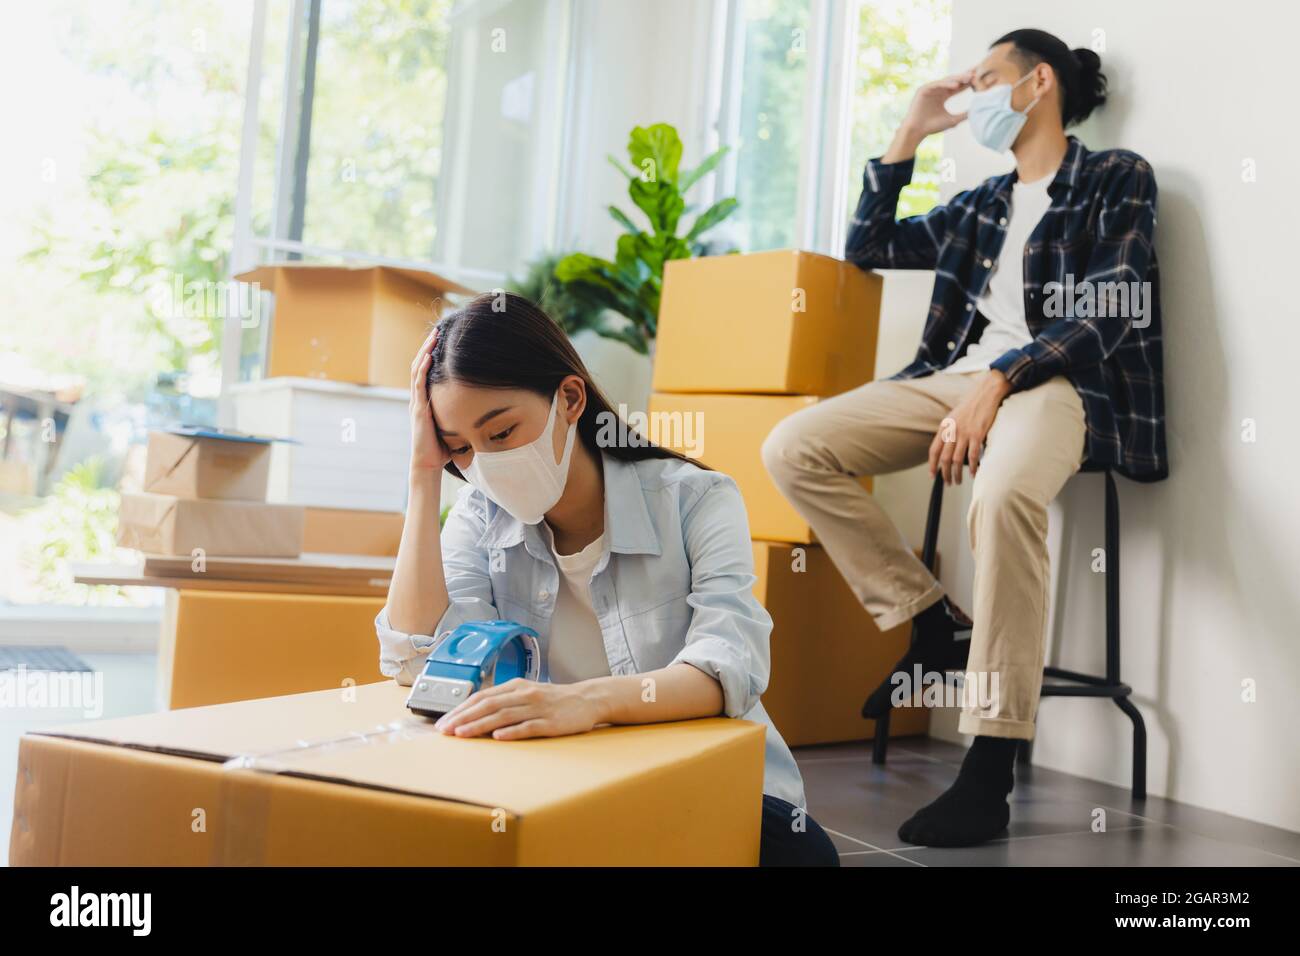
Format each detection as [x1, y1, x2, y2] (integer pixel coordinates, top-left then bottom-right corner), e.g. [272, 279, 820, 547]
[433, 678, 604, 740]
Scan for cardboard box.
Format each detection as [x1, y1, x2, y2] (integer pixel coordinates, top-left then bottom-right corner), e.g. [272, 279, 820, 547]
[117, 493, 304, 558]
[10, 682, 766, 865]
[230, 377, 410, 512]
[235, 264, 475, 388]
[647, 391, 870, 544]
[303, 507, 405, 556]
[143, 429, 271, 501]
[653, 250, 882, 397]
[753, 541, 932, 747]
[159, 589, 388, 709]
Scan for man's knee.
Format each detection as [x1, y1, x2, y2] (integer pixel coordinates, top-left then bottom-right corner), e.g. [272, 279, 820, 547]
[966, 474, 1045, 532]
[760, 414, 810, 484]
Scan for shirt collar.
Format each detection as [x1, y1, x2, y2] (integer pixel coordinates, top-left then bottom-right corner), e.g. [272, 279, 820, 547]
[994, 134, 1086, 199]
[476, 451, 662, 558]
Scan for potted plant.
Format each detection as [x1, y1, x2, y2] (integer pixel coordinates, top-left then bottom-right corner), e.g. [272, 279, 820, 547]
[556, 123, 739, 356]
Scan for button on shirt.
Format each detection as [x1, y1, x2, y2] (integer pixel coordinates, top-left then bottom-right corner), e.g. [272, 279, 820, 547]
[943, 171, 1054, 374]
[846, 134, 1167, 482]
[374, 452, 809, 810]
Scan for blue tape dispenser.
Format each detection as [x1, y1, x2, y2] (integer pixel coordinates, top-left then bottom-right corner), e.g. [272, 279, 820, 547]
[405, 620, 542, 718]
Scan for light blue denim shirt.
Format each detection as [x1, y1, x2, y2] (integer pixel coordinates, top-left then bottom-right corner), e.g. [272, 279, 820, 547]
[375, 451, 808, 809]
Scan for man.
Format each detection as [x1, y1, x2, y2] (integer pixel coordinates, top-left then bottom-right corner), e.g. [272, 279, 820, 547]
[762, 28, 1165, 847]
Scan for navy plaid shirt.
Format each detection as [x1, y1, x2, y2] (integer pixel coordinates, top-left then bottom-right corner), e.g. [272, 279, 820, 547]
[846, 134, 1167, 482]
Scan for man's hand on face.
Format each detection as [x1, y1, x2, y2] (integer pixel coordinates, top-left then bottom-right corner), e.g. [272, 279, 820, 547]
[928, 370, 1013, 485]
[883, 68, 974, 163]
[902, 68, 974, 137]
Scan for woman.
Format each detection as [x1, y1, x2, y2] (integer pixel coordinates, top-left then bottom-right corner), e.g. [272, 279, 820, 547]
[377, 292, 838, 867]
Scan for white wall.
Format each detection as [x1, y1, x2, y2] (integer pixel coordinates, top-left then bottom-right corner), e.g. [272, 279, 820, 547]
[865, 0, 1298, 832]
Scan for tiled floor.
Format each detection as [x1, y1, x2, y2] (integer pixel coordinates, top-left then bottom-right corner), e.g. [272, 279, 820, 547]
[1, 651, 159, 865]
[3, 653, 1297, 866]
[799, 737, 1300, 866]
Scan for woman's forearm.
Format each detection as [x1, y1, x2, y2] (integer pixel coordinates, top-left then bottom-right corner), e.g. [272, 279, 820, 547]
[579, 663, 725, 727]
[385, 468, 450, 636]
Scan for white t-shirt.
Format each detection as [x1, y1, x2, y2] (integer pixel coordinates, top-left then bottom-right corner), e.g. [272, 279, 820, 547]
[943, 171, 1054, 374]
[544, 529, 612, 684]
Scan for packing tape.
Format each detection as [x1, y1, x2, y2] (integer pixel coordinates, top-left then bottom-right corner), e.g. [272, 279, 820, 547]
[210, 716, 444, 865]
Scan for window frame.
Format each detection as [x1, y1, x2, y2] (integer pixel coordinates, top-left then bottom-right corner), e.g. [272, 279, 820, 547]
[221, 0, 575, 426]
[710, 0, 945, 258]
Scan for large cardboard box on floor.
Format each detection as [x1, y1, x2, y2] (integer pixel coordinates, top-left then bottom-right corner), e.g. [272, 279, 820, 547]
[117, 493, 305, 558]
[753, 541, 932, 746]
[653, 250, 882, 397]
[647, 391, 870, 544]
[159, 589, 389, 710]
[235, 264, 475, 388]
[143, 429, 272, 501]
[10, 682, 766, 866]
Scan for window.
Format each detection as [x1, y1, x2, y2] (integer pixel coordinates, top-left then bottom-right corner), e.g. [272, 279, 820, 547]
[846, 0, 952, 221]
[721, 0, 812, 253]
[247, 0, 569, 280]
[229, 0, 573, 397]
[712, 0, 952, 257]
[287, 0, 453, 261]
[0, 0, 256, 608]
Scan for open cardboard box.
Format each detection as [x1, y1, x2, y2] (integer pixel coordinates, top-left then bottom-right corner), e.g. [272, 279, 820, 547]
[10, 682, 766, 866]
[235, 264, 475, 389]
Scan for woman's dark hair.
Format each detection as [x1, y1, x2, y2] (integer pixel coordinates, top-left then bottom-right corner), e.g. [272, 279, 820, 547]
[427, 291, 708, 482]
[992, 28, 1107, 127]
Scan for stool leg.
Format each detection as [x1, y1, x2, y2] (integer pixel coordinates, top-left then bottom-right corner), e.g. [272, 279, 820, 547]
[871, 475, 944, 768]
[1114, 696, 1147, 800]
[871, 710, 891, 764]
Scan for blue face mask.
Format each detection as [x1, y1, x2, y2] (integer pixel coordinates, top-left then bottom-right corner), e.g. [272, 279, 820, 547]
[967, 71, 1041, 154]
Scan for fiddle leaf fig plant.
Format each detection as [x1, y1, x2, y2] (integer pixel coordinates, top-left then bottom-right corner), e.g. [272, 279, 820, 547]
[556, 123, 738, 355]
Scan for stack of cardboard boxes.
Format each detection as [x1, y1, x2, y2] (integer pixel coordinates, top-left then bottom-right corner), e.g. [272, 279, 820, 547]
[648, 250, 931, 746]
[230, 264, 474, 553]
[116, 266, 473, 711]
[119, 429, 304, 559]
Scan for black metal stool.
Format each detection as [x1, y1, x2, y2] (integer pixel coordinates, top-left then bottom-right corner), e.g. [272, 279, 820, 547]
[868, 465, 1147, 799]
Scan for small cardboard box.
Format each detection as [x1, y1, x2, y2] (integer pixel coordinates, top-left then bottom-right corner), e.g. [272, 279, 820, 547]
[159, 589, 389, 710]
[235, 264, 475, 388]
[647, 391, 870, 544]
[753, 541, 932, 747]
[144, 429, 272, 501]
[653, 250, 882, 397]
[10, 682, 766, 866]
[303, 507, 405, 556]
[117, 493, 305, 558]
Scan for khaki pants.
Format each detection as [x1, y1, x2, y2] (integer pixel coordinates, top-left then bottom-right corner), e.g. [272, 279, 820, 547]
[760, 370, 1086, 740]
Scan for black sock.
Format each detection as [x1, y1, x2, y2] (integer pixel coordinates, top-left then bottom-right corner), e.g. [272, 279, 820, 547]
[912, 596, 951, 635]
[897, 736, 1018, 848]
[862, 596, 971, 718]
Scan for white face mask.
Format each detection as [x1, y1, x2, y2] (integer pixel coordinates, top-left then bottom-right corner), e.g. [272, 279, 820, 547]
[461, 389, 578, 525]
[967, 70, 1041, 154]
